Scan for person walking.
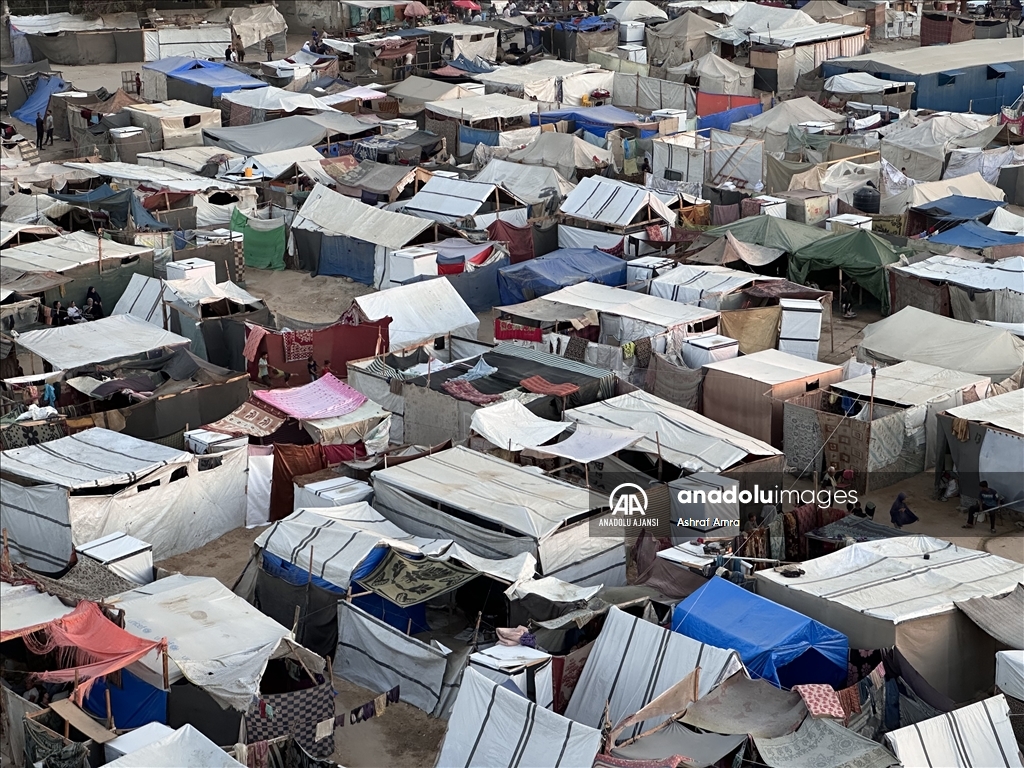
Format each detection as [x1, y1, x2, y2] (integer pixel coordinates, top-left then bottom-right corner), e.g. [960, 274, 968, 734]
[307, 355, 319, 382]
[234, 37, 245, 62]
[35, 113, 45, 149]
[889, 492, 919, 529]
[44, 110, 54, 146]
[265, 37, 275, 61]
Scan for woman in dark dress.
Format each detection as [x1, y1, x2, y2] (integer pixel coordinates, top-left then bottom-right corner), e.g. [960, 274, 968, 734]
[889, 492, 919, 529]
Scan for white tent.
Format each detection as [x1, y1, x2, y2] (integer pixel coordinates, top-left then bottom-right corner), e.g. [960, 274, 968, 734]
[758, 535, 1024, 701]
[824, 71, 910, 94]
[505, 132, 613, 182]
[123, 100, 221, 151]
[371, 446, 625, 586]
[221, 146, 324, 180]
[989, 207, 1024, 236]
[565, 389, 781, 473]
[473, 59, 593, 101]
[0, 429, 247, 572]
[859, 307, 1024, 379]
[997, 651, 1024, 700]
[351, 279, 479, 350]
[473, 158, 575, 205]
[0, 583, 74, 640]
[0, 231, 154, 275]
[646, 13, 721, 69]
[220, 86, 327, 114]
[609, 0, 668, 21]
[560, 175, 676, 229]
[881, 113, 1002, 182]
[650, 264, 780, 309]
[111, 574, 324, 711]
[730, 97, 843, 154]
[387, 76, 476, 114]
[885, 696, 1022, 768]
[424, 93, 538, 123]
[890, 255, 1024, 297]
[401, 175, 527, 227]
[438, 667, 602, 767]
[566, 606, 743, 732]
[946, 387, 1024, 437]
[666, 52, 753, 95]
[104, 725, 244, 768]
[138, 146, 244, 174]
[880, 172, 1006, 215]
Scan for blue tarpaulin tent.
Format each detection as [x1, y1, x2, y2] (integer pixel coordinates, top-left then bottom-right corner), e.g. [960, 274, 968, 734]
[532, 105, 657, 138]
[697, 102, 763, 132]
[497, 248, 627, 304]
[12, 74, 68, 124]
[671, 577, 848, 688]
[913, 195, 1005, 222]
[167, 59, 267, 98]
[930, 220, 1024, 248]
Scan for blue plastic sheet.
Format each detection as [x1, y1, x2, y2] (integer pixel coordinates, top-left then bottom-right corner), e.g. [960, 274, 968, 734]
[83, 669, 168, 729]
[913, 195, 1005, 221]
[51, 184, 170, 231]
[459, 124, 500, 147]
[497, 248, 627, 304]
[166, 59, 267, 98]
[672, 577, 848, 688]
[447, 53, 495, 74]
[696, 102, 763, 132]
[13, 74, 68, 124]
[317, 235, 375, 283]
[532, 105, 658, 138]
[929, 220, 1024, 247]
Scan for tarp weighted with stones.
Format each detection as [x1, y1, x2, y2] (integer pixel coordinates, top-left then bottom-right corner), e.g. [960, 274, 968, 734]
[230, 208, 284, 270]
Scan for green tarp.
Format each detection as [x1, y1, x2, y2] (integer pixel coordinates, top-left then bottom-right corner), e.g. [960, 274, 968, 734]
[765, 155, 814, 195]
[230, 208, 285, 271]
[789, 229, 908, 315]
[705, 215, 833, 255]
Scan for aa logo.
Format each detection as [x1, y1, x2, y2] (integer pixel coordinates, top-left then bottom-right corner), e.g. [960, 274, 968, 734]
[609, 483, 648, 516]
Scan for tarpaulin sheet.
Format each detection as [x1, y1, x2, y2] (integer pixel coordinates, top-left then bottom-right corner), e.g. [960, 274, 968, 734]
[930, 220, 1024, 248]
[317, 234, 375, 283]
[719, 306, 782, 354]
[12, 74, 68, 123]
[672, 577, 848, 688]
[497, 248, 627, 304]
[696, 101, 762, 131]
[166, 59, 267, 98]
[488, 219, 535, 263]
[51, 184, 169, 231]
[270, 444, 326, 522]
[254, 374, 367, 420]
[230, 208, 285, 270]
[532, 105, 656, 138]
[682, 672, 807, 737]
[0, 584, 74, 641]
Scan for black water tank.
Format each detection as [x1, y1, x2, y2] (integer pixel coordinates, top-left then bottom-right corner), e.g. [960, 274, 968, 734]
[853, 184, 881, 215]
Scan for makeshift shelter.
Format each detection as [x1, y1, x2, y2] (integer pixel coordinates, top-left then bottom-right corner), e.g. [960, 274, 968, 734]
[401, 175, 527, 227]
[822, 72, 914, 108]
[802, 0, 866, 26]
[220, 86, 327, 125]
[203, 112, 377, 154]
[859, 306, 1024, 379]
[123, 100, 221, 151]
[371, 446, 626, 586]
[0, 583, 75, 641]
[703, 214, 833, 254]
[935, 388, 1024, 509]
[348, 279, 480, 350]
[291, 183, 433, 285]
[888, 255, 1024, 324]
[688, 231, 784, 266]
[566, 389, 783, 474]
[497, 247, 627, 304]
[667, 52, 753, 95]
[886, 696, 1022, 768]
[10, 73, 68, 123]
[649, 264, 782, 310]
[504, 132, 612, 183]
[730, 97, 843, 154]
[646, 13, 721, 71]
[790, 229, 907, 315]
[158, 59, 267, 108]
[757, 535, 1024, 701]
[609, 0, 668, 22]
[754, 715, 897, 768]
[956, 584, 1024, 650]
[104, 725, 244, 768]
[422, 22, 498, 60]
[702, 349, 844, 446]
[930, 221, 1024, 253]
[111, 574, 329, 751]
[472, 157, 575, 206]
[387, 76, 476, 114]
[472, 58, 594, 100]
[566, 606, 743, 732]
[880, 113, 1001, 182]
[0, 429, 247, 572]
[325, 159, 418, 203]
[672, 577, 848, 688]
[531, 104, 658, 138]
[560, 175, 677, 233]
[423, 93, 537, 123]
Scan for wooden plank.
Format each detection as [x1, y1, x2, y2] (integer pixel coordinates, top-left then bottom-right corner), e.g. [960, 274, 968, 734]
[48, 698, 117, 744]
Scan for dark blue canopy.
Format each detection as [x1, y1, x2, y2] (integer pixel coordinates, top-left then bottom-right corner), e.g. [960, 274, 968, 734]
[930, 220, 1024, 248]
[12, 74, 67, 124]
[497, 248, 626, 304]
[51, 184, 170, 231]
[531, 105, 657, 137]
[166, 59, 268, 97]
[913, 195, 1005, 222]
[672, 577, 848, 688]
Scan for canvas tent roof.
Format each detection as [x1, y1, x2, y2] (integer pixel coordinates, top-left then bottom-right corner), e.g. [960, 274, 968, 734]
[438, 668, 602, 767]
[688, 231, 784, 266]
[472, 158, 575, 204]
[671, 577, 848, 688]
[890, 255, 1024, 294]
[757, 535, 1023, 623]
[138, 146, 244, 173]
[9, 12, 140, 33]
[401, 175, 521, 224]
[831, 37, 1024, 76]
[352, 278, 480, 349]
[702, 348, 841, 383]
[880, 172, 1005, 215]
[955, 583, 1023, 649]
[387, 76, 476, 106]
[748, 21, 866, 47]
[565, 390, 780, 472]
[824, 71, 910, 93]
[0, 583, 75, 642]
[0, 231, 152, 274]
[990, 206, 1024, 236]
[423, 93, 538, 122]
[203, 113, 374, 154]
[667, 52, 754, 94]
[15, 314, 190, 371]
[650, 264, 780, 306]
[859, 307, 1024, 379]
[560, 175, 676, 227]
[608, 0, 668, 21]
[0, 428, 190, 489]
[709, 4, 818, 44]
[473, 58, 591, 87]
[731, 97, 842, 141]
[833, 361, 990, 407]
[505, 132, 612, 182]
[111, 574, 323, 711]
[372, 446, 593, 540]
[704, 214, 832, 253]
[945, 387, 1024, 436]
[294, 183, 431, 249]
[103, 725, 244, 768]
[565, 605, 743, 731]
[885, 696, 1022, 768]
[220, 86, 325, 112]
[325, 159, 417, 200]
[540, 282, 719, 328]
[221, 146, 325, 180]
[802, 0, 866, 25]
[882, 114, 1001, 181]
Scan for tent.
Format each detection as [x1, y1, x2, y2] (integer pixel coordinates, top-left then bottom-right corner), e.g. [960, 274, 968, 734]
[885, 696, 1022, 768]
[437, 668, 602, 767]
[424, 93, 538, 123]
[532, 104, 657, 138]
[609, 0, 668, 21]
[48, 183, 169, 231]
[472, 58, 595, 101]
[702, 214, 832, 254]
[387, 75, 476, 113]
[888, 255, 1024, 324]
[123, 100, 221, 151]
[790, 229, 907, 314]
[881, 114, 1001, 182]
[757, 535, 1024, 701]
[672, 577, 848, 688]
[956, 584, 1024, 650]
[646, 13, 721, 70]
[104, 725, 244, 768]
[325, 159, 418, 203]
[990, 206, 1024, 236]
[0, 429, 247, 572]
[350, 279, 480, 350]
[702, 349, 843, 446]
[754, 715, 897, 768]
[162, 59, 268, 107]
[291, 183, 433, 285]
[666, 52, 753, 95]
[565, 390, 782, 473]
[203, 112, 375, 154]
[997, 652, 1024, 707]
[220, 86, 326, 119]
[881, 172, 1006, 215]
[560, 175, 676, 230]
[497, 247, 627, 304]
[0, 583, 75, 642]
[802, 0, 866, 25]
[730, 97, 844, 154]
[371, 445, 626, 586]
[929, 220, 1024, 250]
[649, 264, 782, 309]
[565, 606, 743, 732]
[688, 231, 784, 266]
[473, 158, 575, 205]
[859, 306, 1024, 379]
[401, 175, 527, 227]
[505, 132, 612, 182]
[11, 73, 68, 124]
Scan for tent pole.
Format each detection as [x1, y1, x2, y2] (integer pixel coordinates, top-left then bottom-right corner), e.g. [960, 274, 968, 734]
[865, 365, 876, 496]
[162, 647, 169, 689]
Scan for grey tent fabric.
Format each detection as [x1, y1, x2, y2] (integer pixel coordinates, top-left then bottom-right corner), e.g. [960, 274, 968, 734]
[611, 722, 745, 766]
[955, 584, 1024, 650]
[682, 672, 807, 738]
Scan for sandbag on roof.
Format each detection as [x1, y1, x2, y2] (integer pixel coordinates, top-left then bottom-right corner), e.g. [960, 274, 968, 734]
[955, 583, 1024, 649]
[437, 668, 602, 767]
[859, 307, 1024, 378]
[565, 606, 743, 732]
[104, 725, 245, 768]
[352, 278, 480, 349]
[505, 132, 612, 182]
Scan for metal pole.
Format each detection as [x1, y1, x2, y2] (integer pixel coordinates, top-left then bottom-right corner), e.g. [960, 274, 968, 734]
[865, 365, 876, 496]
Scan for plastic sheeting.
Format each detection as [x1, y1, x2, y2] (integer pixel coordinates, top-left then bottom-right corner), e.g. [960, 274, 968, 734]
[104, 725, 244, 768]
[506, 132, 613, 182]
[881, 114, 1002, 182]
[880, 172, 1006, 215]
[470, 400, 568, 450]
[474, 158, 575, 204]
[0, 584, 75, 640]
[497, 248, 627, 304]
[561, 175, 676, 227]
[424, 93, 537, 122]
[730, 97, 843, 154]
[12, 74, 68, 124]
[944, 146, 1024, 186]
[708, 129, 763, 187]
[353, 279, 479, 349]
[997, 652, 1024, 699]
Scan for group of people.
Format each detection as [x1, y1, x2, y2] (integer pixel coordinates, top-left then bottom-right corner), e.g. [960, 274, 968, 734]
[224, 36, 247, 62]
[50, 288, 103, 326]
[34, 110, 54, 150]
[307, 356, 333, 382]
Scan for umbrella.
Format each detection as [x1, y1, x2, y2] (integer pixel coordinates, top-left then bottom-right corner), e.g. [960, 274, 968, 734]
[454, 0, 481, 9]
[404, 1, 430, 16]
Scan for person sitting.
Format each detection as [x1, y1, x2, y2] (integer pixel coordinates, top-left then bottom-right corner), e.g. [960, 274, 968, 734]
[938, 471, 959, 502]
[889, 492, 918, 529]
[51, 301, 66, 326]
[82, 298, 98, 321]
[964, 480, 1001, 533]
[66, 301, 85, 323]
[848, 500, 865, 518]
